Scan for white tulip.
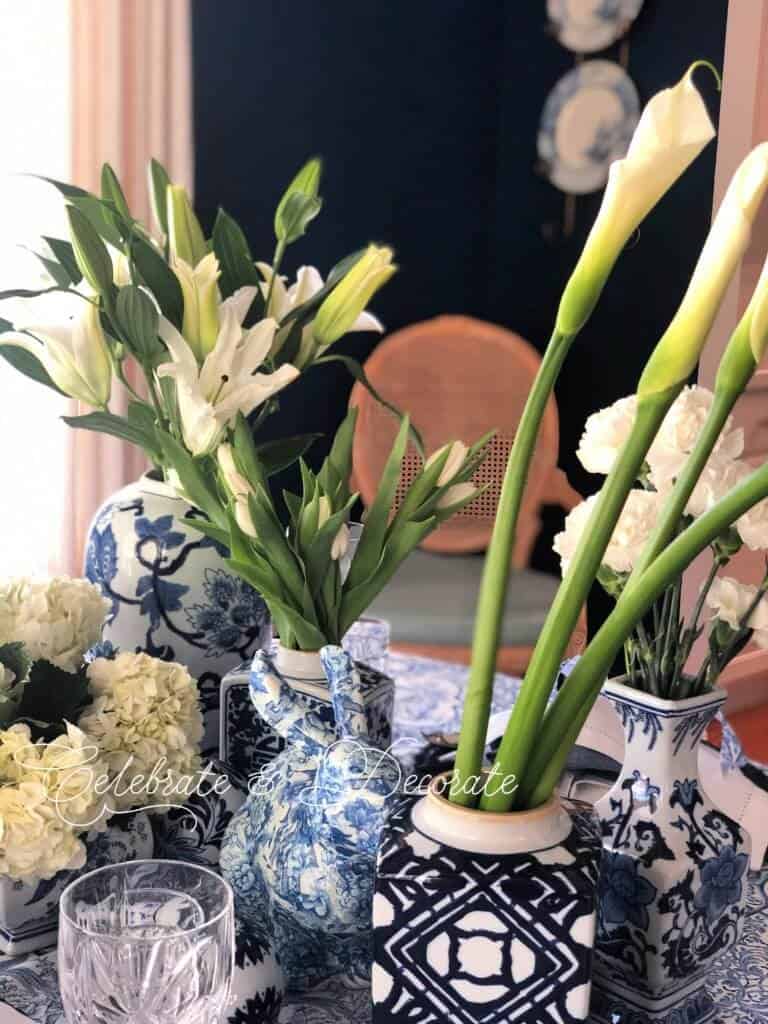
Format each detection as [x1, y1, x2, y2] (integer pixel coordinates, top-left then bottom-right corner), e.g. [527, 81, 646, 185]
[157, 303, 298, 457]
[437, 482, 476, 510]
[217, 444, 257, 538]
[1, 300, 112, 407]
[557, 63, 716, 334]
[639, 142, 768, 397]
[426, 441, 469, 486]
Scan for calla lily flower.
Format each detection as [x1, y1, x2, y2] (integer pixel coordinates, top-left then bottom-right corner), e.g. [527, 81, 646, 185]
[639, 142, 768, 398]
[256, 262, 383, 364]
[173, 251, 221, 363]
[1, 300, 111, 407]
[157, 302, 298, 457]
[557, 63, 717, 335]
[312, 245, 396, 348]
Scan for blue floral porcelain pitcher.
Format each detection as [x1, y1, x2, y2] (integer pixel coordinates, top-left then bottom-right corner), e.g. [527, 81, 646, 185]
[592, 679, 751, 1024]
[220, 645, 400, 992]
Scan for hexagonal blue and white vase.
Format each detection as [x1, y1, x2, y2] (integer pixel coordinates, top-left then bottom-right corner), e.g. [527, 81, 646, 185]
[219, 645, 394, 781]
[592, 679, 751, 1024]
[84, 473, 271, 756]
[372, 781, 602, 1023]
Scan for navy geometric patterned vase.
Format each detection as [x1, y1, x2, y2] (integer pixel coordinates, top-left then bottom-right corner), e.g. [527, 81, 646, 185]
[219, 645, 394, 781]
[592, 679, 751, 1024]
[84, 473, 271, 756]
[373, 782, 602, 1023]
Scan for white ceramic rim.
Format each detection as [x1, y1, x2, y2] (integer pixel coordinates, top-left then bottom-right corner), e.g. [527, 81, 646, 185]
[138, 471, 181, 501]
[604, 676, 727, 714]
[274, 645, 325, 681]
[59, 859, 234, 942]
[411, 773, 572, 855]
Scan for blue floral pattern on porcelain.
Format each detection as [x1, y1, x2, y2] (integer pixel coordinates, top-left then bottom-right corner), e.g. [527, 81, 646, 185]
[84, 475, 270, 755]
[592, 680, 751, 1024]
[220, 646, 401, 992]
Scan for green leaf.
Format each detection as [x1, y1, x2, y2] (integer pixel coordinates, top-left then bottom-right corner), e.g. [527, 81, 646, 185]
[274, 157, 322, 242]
[63, 411, 157, 453]
[232, 413, 268, 490]
[0, 339, 66, 395]
[67, 205, 114, 294]
[0, 642, 31, 684]
[148, 158, 172, 235]
[276, 192, 322, 246]
[0, 285, 72, 302]
[246, 493, 307, 607]
[116, 285, 161, 362]
[157, 431, 226, 527]
[129, 235, 184, 327]
[212, 208, 262, 298]
[345, 415, 410, 591]
[23, 247, 71, 288]
[183, 515, 231, 550]
[101, 163, 131, 220]
[259, 594, 327, 651]
[316, 353, 425, 457]
[42, 237, 82, 284]
[16, 660, 92, 738]
[255, 434, 321, 477]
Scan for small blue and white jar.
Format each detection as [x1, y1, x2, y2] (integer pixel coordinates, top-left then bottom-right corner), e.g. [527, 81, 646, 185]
[372, 779, 602, 1023]
[592, 679, 751, 1024]
[219, 644, 394, 781]
[85, 473, 271, 755]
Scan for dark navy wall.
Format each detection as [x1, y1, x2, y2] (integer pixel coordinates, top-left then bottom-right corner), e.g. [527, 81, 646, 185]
[192, 0, 727, 582]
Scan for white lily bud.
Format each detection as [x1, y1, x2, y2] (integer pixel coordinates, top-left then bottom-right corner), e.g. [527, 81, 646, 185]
[1, 301, 112, 407]
[426, 441, 468, 486]
[557, 63, 716, 336]
[313, 245, 396, 347]
[173, 252, 221, 363]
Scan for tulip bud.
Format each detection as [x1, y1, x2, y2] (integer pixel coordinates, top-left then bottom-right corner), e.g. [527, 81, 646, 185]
[167, 184, 208, 267]
[174, 252, 221, 362]
[640, 142, 768, 399]
[425, 441, 468, 486]
[437, 482, 476, 510]
[331, 522, 350, 561]
[218, 444, 258, 538]
[556, 63, 717, 336]
[313, 245, 396, 347]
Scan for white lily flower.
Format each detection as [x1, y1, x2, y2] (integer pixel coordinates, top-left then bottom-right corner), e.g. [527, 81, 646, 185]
[1, 300, 111, 407]
[256, 262, 383, 364]
[173, 251, 221, 363]
[217, 444, 257, 537]
[557, 63, 716, 335]
[156, 302, 298, 457]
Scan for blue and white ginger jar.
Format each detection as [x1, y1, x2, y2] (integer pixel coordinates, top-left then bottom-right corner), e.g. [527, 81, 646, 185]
[84, 473, 271, 755]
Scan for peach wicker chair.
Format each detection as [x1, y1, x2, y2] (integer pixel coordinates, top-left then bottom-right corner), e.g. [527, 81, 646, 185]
[349, 315, 586, 676]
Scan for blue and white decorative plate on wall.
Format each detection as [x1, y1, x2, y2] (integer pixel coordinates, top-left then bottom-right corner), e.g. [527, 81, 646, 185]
[538, 60, 640, 194]
[547, 0, 644, 54]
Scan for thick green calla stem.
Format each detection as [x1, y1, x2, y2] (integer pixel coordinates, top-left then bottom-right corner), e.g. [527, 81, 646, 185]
[450, 330, 574, 806]
[481, 389, 679, 812]
[519, 460, 768, 808]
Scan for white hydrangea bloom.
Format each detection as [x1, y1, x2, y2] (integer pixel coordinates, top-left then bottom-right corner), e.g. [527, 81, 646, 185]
[0, 722, 112, 881]
[80, 652, 203, 811]
[553, 489, 663, 575]
[0, 577, 108, 673]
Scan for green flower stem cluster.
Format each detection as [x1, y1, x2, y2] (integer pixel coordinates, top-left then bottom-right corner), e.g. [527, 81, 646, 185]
[162, 408, 491, 651]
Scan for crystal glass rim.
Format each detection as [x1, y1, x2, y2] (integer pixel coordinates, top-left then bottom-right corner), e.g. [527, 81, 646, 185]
[59, 858, 234, 942]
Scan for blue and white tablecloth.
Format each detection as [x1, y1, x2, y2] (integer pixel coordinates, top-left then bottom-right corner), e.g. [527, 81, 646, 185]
[0, 652, 766, 1024]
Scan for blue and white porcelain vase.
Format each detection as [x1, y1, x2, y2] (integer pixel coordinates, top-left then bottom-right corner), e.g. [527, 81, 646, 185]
[220, 646, 401, 991]
[372, 779, 602, 1023]
[592, 679, 751, 1024]
[219, 643, 394, 780]
[0, 811, 154, 955]
[85, 473, 271, 755]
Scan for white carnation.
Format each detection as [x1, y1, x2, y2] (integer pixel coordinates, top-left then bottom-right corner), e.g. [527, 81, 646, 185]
[554, 489, 662, 575]
[0, 576, 109, 673]
[737, 486, 768, 551]
[705, 576, 759, 630]
[80, 652, 203, 811]
[0, 722, 112, 881]
[576, 396, 637, 475]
